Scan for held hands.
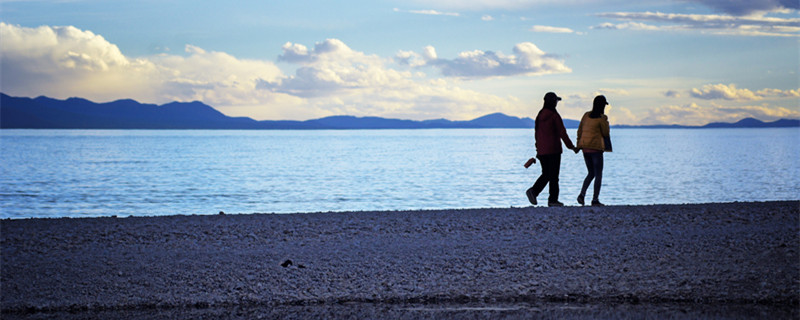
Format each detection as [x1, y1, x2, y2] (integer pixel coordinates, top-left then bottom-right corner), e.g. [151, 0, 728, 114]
[572, 147, 580, 154]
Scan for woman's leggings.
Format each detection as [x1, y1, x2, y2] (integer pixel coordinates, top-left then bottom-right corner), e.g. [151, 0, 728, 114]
[580, 152, 603, 201]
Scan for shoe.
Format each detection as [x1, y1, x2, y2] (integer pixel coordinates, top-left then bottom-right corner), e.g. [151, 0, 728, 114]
[577, 195, 585, 206]
[591, 200, 605, 207]
[526, 188, 538, 205]
[548, 201, 564, 207]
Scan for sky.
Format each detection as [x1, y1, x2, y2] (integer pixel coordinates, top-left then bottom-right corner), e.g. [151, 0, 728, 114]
[1, 0, 798, 125]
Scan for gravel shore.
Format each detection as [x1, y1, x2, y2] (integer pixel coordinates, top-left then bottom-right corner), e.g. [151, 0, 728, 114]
[2, 201, 798, 318]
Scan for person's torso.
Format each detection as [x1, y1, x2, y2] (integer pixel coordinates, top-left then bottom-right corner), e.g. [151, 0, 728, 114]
[578, 112, 607, 151]
[535, 108, 563, 154]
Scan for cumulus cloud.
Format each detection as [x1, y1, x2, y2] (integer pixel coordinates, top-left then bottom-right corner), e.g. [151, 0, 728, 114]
[264, 39, 531, 120]
[689, 83, 800, 100]
[397, 42, 571, 79]
[690, 83, 761, 100]
[0, 23, 534, 121]
[594, 11, 800, 36]
[0, 22, 294, 118]
[685, 0, 799, 16]
[664, 90, 682, 98]
[481, 15, 494, 21]
[267, 39, 396, 98]
[0, 22, 154, 99]
[638, 102, 800, 125]
[529, 25, 578, 34]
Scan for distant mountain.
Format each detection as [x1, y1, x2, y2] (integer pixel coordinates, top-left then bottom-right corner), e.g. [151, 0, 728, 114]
[614, 117, 799, 129]
[703, 117, 800, 128]
[2, 93, 797, 129]
[0, 94, 539, 129]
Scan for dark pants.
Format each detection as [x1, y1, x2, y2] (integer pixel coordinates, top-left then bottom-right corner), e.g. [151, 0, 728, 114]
[528, 154, 561, 202]
[580, 152, 604, 201]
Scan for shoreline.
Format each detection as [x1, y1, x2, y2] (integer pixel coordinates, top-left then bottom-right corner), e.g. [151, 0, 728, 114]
[2, 201, 798, 316]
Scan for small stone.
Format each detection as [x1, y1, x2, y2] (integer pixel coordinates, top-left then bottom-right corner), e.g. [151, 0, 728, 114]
[281, 259, 292, 268]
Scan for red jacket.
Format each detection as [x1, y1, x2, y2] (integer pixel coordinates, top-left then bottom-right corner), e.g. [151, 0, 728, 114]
[535, 108, 575, 156]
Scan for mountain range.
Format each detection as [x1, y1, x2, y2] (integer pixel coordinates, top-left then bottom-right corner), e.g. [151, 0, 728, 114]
[1, 93, 797, 129]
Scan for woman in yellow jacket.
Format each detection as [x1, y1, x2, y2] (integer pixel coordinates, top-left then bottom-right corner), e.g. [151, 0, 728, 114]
[576, 95, 611, 206]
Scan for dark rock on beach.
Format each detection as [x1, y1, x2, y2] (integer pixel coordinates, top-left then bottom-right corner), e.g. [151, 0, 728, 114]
[1, 201, 798, 318]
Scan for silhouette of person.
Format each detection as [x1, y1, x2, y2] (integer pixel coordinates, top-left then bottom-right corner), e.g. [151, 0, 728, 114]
[576, 95, 611, 206]
[526, 92, 576, 207]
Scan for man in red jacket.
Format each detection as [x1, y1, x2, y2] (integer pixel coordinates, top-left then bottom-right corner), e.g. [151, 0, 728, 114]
[526, 92, 576, 207]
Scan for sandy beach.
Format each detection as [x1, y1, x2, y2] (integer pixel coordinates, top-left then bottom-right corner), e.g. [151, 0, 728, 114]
[2, 201, 798, 318]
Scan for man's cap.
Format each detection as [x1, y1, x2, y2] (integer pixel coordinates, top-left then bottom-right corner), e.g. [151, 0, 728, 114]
[544, 92, 561, 101]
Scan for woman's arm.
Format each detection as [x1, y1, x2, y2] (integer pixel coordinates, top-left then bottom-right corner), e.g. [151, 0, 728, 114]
[601, 115, 610, 138]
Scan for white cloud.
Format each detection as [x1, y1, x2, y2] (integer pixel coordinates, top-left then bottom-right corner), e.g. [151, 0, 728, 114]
[686, 0, 799, 16]
[638, 102, 800, 125]
[592, 22, 666, 31]
[0, 22, 152, 99]
[401, 0, 595, 10]
[690, 83, 761, 100]
[689, 83, 800, 100]
[756, 88, 800, 97]
[0, 23, 531, 121]
[264, 39, 531, 120]
[0, 22, 300, 119]
[393, 8, 460, 16]
[529, 25, 578, 33]
[594, 11, 800, 37]
[401, 42, 571, 79]
[481, 15, 494, 21]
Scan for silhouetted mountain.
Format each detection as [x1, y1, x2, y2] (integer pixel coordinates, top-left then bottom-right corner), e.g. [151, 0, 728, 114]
[615, 118, 799, 129]
[0, 94, 540, 129]
[467, 113, 533, 128]
[2, 93, 797, 129]
[703, 117, 800, 128]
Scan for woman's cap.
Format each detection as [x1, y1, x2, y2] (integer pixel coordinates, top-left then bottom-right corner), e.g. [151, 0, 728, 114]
[544, 92, 562, 101]
[594, 95, 609, 105]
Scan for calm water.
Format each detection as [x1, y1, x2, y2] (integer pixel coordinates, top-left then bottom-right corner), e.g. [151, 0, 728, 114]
[1, 128, 798, 218]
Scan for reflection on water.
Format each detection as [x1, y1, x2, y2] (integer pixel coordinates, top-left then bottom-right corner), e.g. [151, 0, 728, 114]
[1, 128, 798, 218]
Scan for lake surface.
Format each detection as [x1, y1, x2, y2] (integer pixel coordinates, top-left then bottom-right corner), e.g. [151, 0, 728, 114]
[1, 128, 798, 218]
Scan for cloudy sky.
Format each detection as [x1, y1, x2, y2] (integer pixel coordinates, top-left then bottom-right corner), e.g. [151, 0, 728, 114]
[1, 0, 798, 125]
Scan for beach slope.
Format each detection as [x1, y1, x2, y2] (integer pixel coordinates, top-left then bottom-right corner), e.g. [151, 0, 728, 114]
[2, 201, 798, 314]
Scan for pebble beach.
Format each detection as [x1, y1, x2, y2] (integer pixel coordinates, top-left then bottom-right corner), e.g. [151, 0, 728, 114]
[2, 201, 798, 319]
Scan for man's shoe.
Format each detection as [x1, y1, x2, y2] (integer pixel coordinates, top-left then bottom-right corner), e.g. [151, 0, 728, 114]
[526, 188, 538, 205]
[577, 195, 585, 206]
[591, 201, 605, 207]
[548, 201, 564, 207]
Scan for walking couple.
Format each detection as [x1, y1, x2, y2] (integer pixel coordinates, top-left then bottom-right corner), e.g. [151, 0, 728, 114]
[525, 92, 611, 207]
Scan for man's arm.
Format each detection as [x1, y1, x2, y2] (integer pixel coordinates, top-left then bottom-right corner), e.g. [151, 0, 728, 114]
[555, 113, 575, 149]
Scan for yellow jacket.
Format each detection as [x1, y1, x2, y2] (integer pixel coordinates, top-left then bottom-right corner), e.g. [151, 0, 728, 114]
[576, 112, 611, 151]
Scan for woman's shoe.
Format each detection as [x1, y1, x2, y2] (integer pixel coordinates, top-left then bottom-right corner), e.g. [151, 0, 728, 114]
[577, 195, 585, 206]
[591, 200, 605, 207]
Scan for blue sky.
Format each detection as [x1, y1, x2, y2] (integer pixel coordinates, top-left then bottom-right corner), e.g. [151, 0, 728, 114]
[1, 0, 798, 125]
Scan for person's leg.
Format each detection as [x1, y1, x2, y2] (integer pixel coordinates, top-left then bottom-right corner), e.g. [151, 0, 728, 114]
[592, 153, 604, 202]
[526, 155, 550, 204]
[547, 154, 561, 203]
[579, 152, 596, 202]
